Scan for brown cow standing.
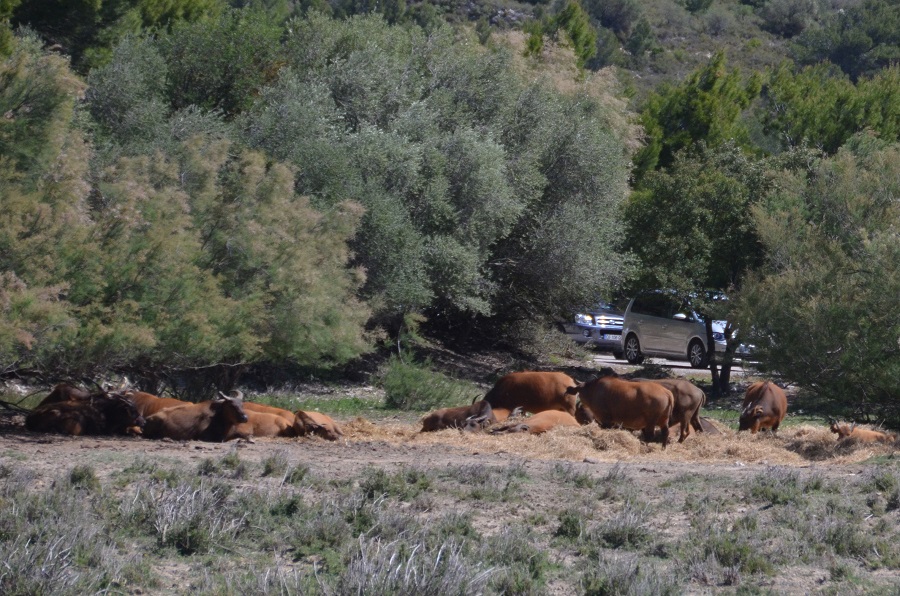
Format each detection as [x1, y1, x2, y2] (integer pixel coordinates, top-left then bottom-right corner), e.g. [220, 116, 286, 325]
[142, 392, 249, 441]
[830, 422, 896, 443]
[421, 400, 496, 432]
[567, 376, 674, 447]
[482, 371, 578, 416]
[490, 410, 581, 435]
[293, 410, 344, 441]
[633, 377, 706, 442]
[738, 381, 788, 433]
[26, 393, 145, 436]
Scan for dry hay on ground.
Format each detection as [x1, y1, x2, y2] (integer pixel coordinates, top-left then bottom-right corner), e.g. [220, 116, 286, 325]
[340, 417, 898, 467]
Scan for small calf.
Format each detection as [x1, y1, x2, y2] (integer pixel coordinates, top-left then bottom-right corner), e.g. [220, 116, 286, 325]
[830, 422, 896, 444]
[490, 410, 581, 435]
[293, 410, 344, 441]
[420, 400, 496, 432]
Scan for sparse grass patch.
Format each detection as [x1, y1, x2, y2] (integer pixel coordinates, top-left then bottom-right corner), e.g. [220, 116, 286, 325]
[581, 552, 680, 595]
[333, 536, 491, 595]
[593, 500, 652, 550]
[554, 461, 597, 488]
[747, 467, 804, 505]
[441, 463, 527, 502]
[596, 462, 634, 501]
[360, 467, 431, 501]
[482, 526, 552, 594]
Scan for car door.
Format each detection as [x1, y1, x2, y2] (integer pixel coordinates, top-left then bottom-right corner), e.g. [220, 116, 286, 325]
[628, 293, 673, 355]
[661, 299, 701, 356]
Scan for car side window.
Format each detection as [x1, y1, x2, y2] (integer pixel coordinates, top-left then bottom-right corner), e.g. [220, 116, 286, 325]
[632, 294, 671, 318]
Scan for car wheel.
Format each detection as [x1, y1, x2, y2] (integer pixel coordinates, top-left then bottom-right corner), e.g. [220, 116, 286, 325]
[688, 340, 708, 368]
[624, 335, 644, 364]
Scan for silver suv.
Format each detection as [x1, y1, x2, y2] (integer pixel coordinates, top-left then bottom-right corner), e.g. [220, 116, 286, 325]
[621, 291, 714, 368]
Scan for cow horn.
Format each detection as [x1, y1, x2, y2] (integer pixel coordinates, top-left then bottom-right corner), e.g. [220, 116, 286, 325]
[230, 390, 244, 401]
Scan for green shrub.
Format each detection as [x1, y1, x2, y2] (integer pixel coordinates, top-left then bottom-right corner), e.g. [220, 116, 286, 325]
[69, 465, 100, 491]
[379, 356, 476, 410]
[261, 451, 288, 477]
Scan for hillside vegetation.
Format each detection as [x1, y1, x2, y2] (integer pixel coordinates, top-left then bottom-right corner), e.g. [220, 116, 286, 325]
[2, 0, 899, 421]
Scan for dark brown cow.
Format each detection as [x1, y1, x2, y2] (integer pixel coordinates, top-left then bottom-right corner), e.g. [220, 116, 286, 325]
[36, 383, 92, 407]
[293, 410, 344, 441]
[567, 376, 674, 447]
[421, 400, 496, 432]
[633, 377, 706, 442]
[490, 410, 581, 435]
[830, 422, 896, 443]
[738, 381, 788, 434]
[482, 371, 578, 416]
[26, 393, 145, 436]
[142, 392, 249, 442]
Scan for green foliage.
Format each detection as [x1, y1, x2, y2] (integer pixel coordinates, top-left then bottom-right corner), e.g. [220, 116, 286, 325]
[634, 52, 761, 179]
[158, 7, 283, 117]
[379, 355, 475, 410]
[757, 0, 817, 37]
[792, 0, 900, 81]
[624, 142, 767, 292]
[553, 0, 597, 69]
[11, 0, 224, 71]
[762, 63, 900, 154]
[736, 142, 900, 422]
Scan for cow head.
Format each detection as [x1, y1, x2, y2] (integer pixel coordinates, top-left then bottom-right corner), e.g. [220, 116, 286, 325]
[215, 391, 249, 424]
[575, 402, 595, 425]
[103, 393, 146, 434]
[738, 405, 764, 431]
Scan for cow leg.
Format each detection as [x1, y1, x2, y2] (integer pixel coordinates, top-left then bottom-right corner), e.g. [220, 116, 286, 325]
[679, 422, 690, 442]
[690, 411, 704, 433]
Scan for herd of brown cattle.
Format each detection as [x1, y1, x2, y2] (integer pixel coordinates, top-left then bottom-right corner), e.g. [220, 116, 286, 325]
[420, 371, 895, 447]
[21, 371, 894, 446]
[25, 384, 344, 442]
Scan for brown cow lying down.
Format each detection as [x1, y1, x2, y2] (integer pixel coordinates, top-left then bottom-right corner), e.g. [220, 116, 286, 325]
[223, 395, 297, 440]
[830, 423, 896, 443]
[567, 375, 674, 447]
[421, 400, 496, 432]
[142, 392, 248, 441]
[227, 411, 296, 440]
[483, 371, 578, 416]
[738, 381, 787, 434]
[632, 377, 706, 442]
[36, 383, 92, 407]
[293, 410, 344, 441]
[490, 410, 581, 435]
[243, 401, 296, 422]
[26, 393, 145, 436]
[124, 390, 190, 418]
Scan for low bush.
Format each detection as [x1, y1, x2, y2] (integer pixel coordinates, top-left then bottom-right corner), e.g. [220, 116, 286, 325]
[379, 356, 477, 411]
